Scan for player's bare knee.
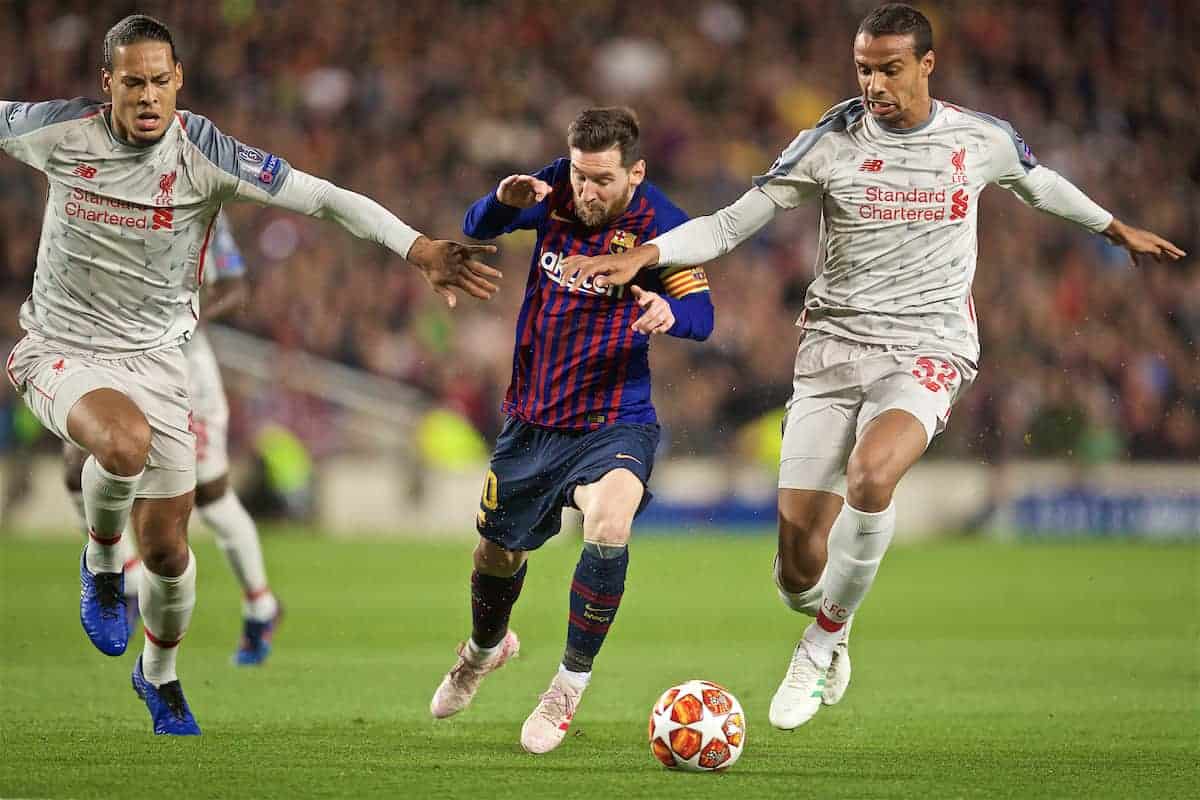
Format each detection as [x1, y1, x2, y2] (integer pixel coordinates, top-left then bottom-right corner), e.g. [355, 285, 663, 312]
[846, 452, 898, 511]
[140, 537, 190, 577]
[582, 514, 632, 549]
[474, 538, 525, 577]
[93, 417, 152, 476]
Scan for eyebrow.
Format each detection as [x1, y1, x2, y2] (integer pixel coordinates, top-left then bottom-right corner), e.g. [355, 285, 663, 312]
[856, 58, 905, 68]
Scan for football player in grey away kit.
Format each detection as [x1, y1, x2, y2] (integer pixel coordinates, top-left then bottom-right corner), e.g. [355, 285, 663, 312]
[560, 3, 1184, 731]
[1, 15, 499, 735]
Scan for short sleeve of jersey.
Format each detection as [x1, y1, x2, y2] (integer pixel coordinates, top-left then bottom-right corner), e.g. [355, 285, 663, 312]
[208, 211, 247, 280]
[180, 111, 293, 199]
[0, 98, 100, 170]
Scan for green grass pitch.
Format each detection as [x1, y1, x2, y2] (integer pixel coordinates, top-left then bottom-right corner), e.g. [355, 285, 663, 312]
[1, 532, 1196, 798]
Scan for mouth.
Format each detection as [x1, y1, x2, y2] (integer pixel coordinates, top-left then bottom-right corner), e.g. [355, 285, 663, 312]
[867, 98, 897, 115]
[134, 112, 161, 132]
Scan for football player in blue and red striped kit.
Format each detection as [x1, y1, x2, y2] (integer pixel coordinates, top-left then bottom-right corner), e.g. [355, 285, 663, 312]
[430, 107, 714, 754]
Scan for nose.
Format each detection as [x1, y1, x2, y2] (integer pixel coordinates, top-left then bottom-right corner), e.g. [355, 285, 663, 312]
[867, 72, 885, 97]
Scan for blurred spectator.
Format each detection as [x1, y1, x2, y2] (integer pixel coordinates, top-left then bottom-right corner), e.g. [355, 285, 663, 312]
[1, 0, 1195, 462]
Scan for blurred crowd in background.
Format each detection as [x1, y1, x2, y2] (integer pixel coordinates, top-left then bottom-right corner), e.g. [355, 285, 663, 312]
[1, 0, 1196, 467]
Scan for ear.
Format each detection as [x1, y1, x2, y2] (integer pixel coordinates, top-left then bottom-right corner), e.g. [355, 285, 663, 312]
[101, 69, 112, 97]
[921, 50, 935, 79]
[628, 159, 647, 186]
[175, 60, 185, 92]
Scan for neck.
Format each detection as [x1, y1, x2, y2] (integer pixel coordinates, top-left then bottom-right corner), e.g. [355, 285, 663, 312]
[886, 96, 933, 130]
[106, 109, 159, 148]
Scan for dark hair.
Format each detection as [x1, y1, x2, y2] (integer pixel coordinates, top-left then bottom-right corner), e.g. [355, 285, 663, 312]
[858, 3, 933, 58]
[567, 107, 642, 168]
[103, 14, 177, 71]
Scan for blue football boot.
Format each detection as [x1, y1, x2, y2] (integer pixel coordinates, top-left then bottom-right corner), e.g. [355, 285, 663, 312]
[79, 547, 129, 656]
[234, 602, 283, 666]
[131, 655, 201, 735]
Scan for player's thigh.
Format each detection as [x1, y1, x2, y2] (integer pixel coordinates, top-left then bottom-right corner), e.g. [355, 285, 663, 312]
[6, 336, 143, 455]
[475, 418, 570, 552]
[122, 347, 197, 500]
[573, 468, 645, 545]
[565, 422, 659, 541]
[858, 351, 976, 449]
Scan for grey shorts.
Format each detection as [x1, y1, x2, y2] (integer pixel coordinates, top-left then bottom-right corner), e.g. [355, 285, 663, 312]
[184, 329, 230, 485]
[6, 334, 196, 498]
[779, 331, 977, 494]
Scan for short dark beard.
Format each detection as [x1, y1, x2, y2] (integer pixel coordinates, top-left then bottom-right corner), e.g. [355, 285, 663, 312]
[574, 186, 634, 228]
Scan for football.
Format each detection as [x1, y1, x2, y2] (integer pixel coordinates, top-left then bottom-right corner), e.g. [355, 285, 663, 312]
[647, 680, 746, 771]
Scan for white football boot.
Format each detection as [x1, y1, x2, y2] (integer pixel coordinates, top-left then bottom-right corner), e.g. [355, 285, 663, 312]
[768, 638, 832, 730]
[823, 615, 853, 705]
[520, 669, 587, 754]
[430, 630, 520, 719]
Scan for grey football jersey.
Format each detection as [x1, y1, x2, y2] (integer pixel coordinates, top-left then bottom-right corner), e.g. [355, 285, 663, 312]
[0, 98, 291, 354]
[755, 99, 1111, 363]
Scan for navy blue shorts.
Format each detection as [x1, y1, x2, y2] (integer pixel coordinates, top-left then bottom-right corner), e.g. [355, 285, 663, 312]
[476, 417, 660, 552]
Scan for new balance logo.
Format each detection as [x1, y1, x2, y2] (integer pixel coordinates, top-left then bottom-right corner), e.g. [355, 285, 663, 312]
[859, 159, 884, 173]
[72, 164, 97, 179]
[949, 189, 969, 220]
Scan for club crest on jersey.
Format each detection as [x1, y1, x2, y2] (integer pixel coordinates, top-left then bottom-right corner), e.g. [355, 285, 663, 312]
[951, 147, 967, 184]
[154, 171, 177, 207]
[610, 230, 637, 254]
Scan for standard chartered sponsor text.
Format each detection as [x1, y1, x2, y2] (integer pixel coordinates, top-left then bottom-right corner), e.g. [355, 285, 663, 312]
[64, 187, 150, 228]
[859, 185, 950, 221]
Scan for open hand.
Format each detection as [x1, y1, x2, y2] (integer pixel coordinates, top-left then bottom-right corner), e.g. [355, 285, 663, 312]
[1104, 220, 1187, 267]
[407, 236, 501, 308]
[496, 174, 552, 208]
[560, 245, 660, 292]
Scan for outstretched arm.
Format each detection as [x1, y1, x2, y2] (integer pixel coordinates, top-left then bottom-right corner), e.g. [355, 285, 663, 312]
[1007, 166, 1185, 265]
[254, 169, 502, 307]
[560, 187, 779, 289]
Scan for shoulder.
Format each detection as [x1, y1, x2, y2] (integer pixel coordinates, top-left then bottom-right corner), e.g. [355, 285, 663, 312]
[939, 101, 1038, 168]
[1, 97, 104, 138]
[814, 97, 867, 132]
[546, 157, 571, 184]
[178, 109, 289, 188]
[639, 182, 689, 232]
[756, 98, 861, 185]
